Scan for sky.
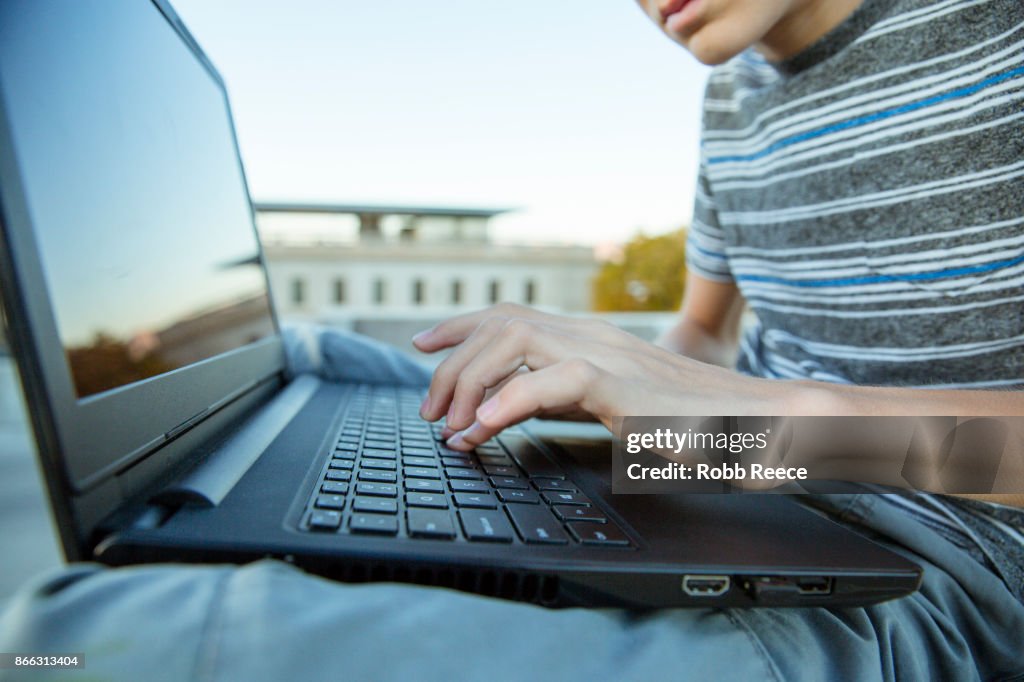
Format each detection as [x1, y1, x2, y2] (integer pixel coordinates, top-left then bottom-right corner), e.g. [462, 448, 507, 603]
[171, 0, 711, 246]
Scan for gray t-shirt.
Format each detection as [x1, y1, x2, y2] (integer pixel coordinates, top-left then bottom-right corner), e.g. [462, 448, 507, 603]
[687, 0, 1024, 598]
[688, 0, 1023, 389]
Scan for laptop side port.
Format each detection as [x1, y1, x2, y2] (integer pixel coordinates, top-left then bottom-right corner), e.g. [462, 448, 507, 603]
[745, 576, 834, 599]
[682, 575, 731, 597]
[795, 576, 833, 595]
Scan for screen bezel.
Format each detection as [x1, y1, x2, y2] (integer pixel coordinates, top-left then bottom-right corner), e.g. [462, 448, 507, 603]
[0, 0, 286, 497]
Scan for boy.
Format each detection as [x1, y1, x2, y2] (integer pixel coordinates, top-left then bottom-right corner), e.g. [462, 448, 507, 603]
[2, 1, 1022, 679]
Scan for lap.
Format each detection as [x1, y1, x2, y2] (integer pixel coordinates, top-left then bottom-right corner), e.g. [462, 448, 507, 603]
[2, 493, 1022, 682]
[4, 329, 1021, 681]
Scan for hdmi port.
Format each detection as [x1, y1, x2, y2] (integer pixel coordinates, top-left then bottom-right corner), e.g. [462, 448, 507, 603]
[682, 575, 731, 597]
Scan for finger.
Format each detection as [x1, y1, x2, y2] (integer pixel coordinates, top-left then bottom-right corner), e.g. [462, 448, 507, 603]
[438, 369, 527, 436]
[413, 304, 631, 354]
[446, 359, 604, 450]
[420, 317, 506, 421]
[445, 318, 561, 430]
[412, 303, 538, 352]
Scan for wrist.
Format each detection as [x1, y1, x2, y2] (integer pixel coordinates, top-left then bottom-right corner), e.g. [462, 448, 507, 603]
[783, 380, 860, 416]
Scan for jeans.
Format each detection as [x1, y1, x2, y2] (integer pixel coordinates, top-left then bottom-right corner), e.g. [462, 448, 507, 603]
[1, 326, 1022, 682]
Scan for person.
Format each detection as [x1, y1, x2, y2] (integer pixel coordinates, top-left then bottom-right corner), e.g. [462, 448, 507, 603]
[1, 1, 1022, 680]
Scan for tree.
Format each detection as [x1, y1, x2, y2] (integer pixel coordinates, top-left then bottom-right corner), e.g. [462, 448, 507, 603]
[592, 228, 687, 311]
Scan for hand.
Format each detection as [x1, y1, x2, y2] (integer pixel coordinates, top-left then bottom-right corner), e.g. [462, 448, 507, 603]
[412, 304, 780, 451]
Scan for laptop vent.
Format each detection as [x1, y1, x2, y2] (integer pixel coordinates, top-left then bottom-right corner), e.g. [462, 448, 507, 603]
[311, 560, 561, 605]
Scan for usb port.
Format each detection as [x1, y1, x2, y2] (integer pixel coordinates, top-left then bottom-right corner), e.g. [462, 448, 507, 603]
[682, 575, 731, 597]
[795, 577, 833, 595]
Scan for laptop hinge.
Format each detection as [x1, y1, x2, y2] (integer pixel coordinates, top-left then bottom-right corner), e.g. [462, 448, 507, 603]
[152, 374, 321, 508]
[165, 407, 211, 441]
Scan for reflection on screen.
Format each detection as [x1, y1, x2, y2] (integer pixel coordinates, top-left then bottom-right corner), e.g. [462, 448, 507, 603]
[0, 1, 276, 398]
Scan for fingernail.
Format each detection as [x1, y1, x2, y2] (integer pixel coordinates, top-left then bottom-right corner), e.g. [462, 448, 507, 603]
[477, 396, 499, 422]
[447, 422, 480, 449]
[441, 425, 455, 439]
[419, 394, 431, 418]
[412, 329, 433, 344]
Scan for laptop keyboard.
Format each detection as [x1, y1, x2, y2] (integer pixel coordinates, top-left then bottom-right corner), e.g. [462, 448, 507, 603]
[301, 385, 631, 548]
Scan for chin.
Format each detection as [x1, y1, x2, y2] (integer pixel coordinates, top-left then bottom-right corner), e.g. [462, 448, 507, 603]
[686, 37, 743, 66]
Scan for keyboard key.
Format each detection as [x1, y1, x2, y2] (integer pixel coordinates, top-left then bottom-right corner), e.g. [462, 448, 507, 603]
[362, 458, 397, 471]
[335, 443, 358, 453]
[326, 470, 352, 482]
[401, 440, 433, 450]
[407, 509, 456, 539]
[474, 442, 504, 454]
[405, 479, 444, 494]
[355, 482, 398, 497]
[405, 467, 441, 479]
[406, 493, 448, 508]
[553, 505, 607, 522]
[483, 465, 519, 477]
[338, 435, 361, 444]
[402, 447, 435, 457]
[362, 448, 397, 460]
[402, 456, 435, 468]
[534, 479, 576, 492]
[329, 459, 354, 470]
[333, 450, 356, 460]
[459, 510, 513, 542]
[309, 509, 342, 530]
[490, 476, 528, 490]
[364, 439, 395, 450]
[496, 489, 540, 504]
[502, 436, 565, 479]
[350, 513, 399, 535]
[446, 468, 484, 481]
[352, 496, 398, 514]
[542, 491, 591, 506]
[449, 479, 489, 493]
[478, 454, 514, 467]
[568, 522, 630, 546]
[321, 481, 350, 495]
[453, 492, 498, 509]
[506, 505, 569, 545]
[359, 470, 397, 483]
[315, 494, 346, 510]
[441, 456, 474, 469]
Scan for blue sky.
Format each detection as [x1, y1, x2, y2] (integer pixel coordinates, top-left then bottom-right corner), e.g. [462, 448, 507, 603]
[171, 1, 710, 246]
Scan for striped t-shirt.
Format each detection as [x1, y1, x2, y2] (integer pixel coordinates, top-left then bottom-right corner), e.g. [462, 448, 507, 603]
[687, 0, 1023, 389]
[685, 0, 1024, 597]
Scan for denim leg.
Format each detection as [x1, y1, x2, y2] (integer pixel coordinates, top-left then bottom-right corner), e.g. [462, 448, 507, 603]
[282, 324, 432, 388]
[0, 561, 774, 682]
[2, 498, 1022, 682]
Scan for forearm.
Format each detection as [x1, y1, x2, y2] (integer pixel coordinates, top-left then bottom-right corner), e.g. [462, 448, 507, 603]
[657, 274, 745, 367]
[779, 381, 1024, 506]
[786, 380, 1024, 417]
[655, 316, 739, 368]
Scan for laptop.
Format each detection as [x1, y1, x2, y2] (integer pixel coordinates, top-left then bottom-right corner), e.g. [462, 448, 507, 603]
[0, 0, 921, 608]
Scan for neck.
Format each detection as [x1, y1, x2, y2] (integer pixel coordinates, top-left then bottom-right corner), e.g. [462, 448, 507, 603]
[756, 0, 864, 62]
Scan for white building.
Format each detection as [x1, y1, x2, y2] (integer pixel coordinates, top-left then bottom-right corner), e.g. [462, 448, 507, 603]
[256, 203, 598, 326]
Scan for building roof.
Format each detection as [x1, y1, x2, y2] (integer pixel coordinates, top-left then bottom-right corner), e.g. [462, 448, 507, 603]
[254, 201, 515, 218]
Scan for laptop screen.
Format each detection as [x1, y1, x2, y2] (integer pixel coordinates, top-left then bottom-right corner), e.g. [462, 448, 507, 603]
[0, 1, 276, 400]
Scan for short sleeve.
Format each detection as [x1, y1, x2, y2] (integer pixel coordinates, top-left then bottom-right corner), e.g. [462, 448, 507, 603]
[685, 161, 733, 283]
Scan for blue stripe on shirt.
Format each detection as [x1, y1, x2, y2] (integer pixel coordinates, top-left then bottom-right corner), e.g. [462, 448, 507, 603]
[707, 65, 1024, 166]
[736, 252, 1024, 288]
